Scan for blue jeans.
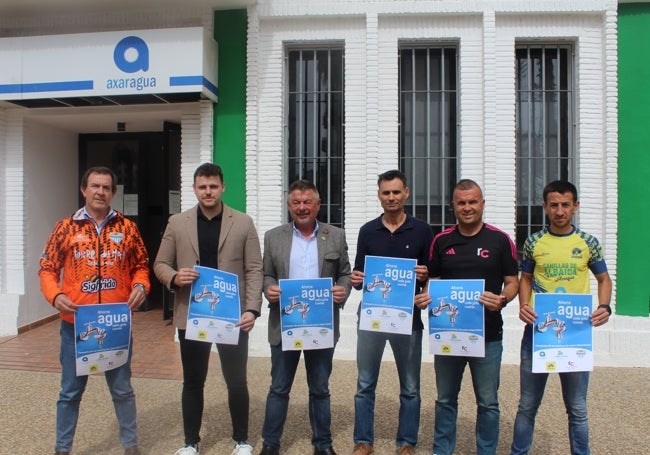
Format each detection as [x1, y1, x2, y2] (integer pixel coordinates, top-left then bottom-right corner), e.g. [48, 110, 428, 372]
[510, 325, 590, 455]
[433, 340, 503, 455]
[55, 320, 137, 452]
[262, 345, 334, 450]
[353, 329, 422, 447]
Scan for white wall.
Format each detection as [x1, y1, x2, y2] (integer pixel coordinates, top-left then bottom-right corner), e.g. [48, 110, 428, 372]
[20, 119, 78, 327]
[0, 110, 16, 335]
[0, 0, 217, 336]
[244, 0, 650, 367]
[3, 0, 647, 368]
[0, 100, 210, 335]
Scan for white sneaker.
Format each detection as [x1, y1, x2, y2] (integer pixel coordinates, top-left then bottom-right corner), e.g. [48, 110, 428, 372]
[232, 442, 254, 455]
[174, 444, 199, 455]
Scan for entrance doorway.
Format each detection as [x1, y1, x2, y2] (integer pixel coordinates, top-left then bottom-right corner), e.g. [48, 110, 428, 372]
[79, 122, 181, 312]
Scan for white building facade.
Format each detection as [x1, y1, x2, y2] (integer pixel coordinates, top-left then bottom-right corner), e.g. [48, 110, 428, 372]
[245, 0, 643, 367]
[1, 0, 648, 367]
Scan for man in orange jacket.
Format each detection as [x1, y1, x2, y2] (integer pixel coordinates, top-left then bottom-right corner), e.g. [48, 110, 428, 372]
[39, 166, 150, 455]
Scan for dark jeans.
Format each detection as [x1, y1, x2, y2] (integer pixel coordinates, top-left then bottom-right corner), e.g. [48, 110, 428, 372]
[261, 345, 335, 450]
[510, 325, 590, 455]
[178, 329, 250, 445]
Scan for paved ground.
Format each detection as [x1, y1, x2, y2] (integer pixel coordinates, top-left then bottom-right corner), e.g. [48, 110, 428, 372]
[1, 310, 647, 454]
[1, 360, 648, 454]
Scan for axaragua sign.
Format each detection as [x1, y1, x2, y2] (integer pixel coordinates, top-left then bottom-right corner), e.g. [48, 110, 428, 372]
[0, 27, 218, 101]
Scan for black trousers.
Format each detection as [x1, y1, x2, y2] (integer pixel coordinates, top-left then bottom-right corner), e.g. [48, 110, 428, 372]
[178, 329, 250, 445]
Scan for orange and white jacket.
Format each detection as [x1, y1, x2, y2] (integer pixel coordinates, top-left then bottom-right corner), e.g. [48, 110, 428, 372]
[39, 208, 150, 323]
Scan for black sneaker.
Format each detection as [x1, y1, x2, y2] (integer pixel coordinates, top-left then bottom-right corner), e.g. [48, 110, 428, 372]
[259, 445, 280, 455]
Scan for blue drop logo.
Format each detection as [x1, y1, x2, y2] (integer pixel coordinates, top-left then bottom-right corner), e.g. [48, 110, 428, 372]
[114, 36, 149, 73]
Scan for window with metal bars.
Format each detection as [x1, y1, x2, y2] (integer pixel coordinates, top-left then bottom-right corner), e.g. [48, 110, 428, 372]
[399, 45, 458, 236]
[286, 47, 345, 227]
[515, 44, 574, 257]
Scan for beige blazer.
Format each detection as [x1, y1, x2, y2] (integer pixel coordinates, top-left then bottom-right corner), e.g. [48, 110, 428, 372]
[154, 204, 263, 330]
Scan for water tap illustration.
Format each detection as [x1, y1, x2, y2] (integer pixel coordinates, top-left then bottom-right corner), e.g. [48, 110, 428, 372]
[430, 296, 459, 324]
[536, 311, 567, 340]
[193, 284, 221, 311]
[78, 321, 107, 345]
[283, 296, 311, 320]
[365, 274, 392, 299]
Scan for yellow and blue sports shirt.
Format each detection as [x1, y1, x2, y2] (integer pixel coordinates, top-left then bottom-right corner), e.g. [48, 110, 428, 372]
[521, 226, 608, 298]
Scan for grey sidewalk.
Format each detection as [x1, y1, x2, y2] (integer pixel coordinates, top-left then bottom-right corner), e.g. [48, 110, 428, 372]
[1, 358, 647, 454]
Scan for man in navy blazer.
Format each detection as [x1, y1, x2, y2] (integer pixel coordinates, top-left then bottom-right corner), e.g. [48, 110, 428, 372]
[259, 180, 352, 455]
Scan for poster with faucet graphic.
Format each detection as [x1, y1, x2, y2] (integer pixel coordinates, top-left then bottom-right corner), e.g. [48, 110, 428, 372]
[532, 293, 593, 373]
[75, 303, 131, 376]
[359, 255, 417, 335]
[186, 266, 241, 345]
[279, 277, 334, 351]
[427, 279, 485, 357]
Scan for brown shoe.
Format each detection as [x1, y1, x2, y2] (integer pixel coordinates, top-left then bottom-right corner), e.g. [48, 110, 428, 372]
[398, 444, 415, 455]
[352, 443, 374, 455]
[124, 446, 142, 455]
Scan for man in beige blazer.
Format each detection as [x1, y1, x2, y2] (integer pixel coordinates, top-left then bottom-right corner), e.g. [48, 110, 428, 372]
[154, 163, 263, 455]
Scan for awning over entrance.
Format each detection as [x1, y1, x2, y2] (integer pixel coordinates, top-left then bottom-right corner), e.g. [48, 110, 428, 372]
[0, 27, 218, 107]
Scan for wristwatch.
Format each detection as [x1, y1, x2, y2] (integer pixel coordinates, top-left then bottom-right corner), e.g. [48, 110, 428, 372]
[597, 304, 612, 315]
[499, 294, 508, 308]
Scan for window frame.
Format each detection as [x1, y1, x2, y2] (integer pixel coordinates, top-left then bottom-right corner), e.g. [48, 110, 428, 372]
[515, 42, 576, 254]
[398, 42, 459, 235]
[284, 44, 345, 228]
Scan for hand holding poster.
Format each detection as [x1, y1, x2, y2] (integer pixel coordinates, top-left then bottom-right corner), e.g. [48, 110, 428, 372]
[75, 303, 131, 376]
[186, 266, 241, 345]
[279, 277, 334, 351]
[532, 293, 593, 373]
[359, 255, 417, 335]
[427, 279, 485, 357]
